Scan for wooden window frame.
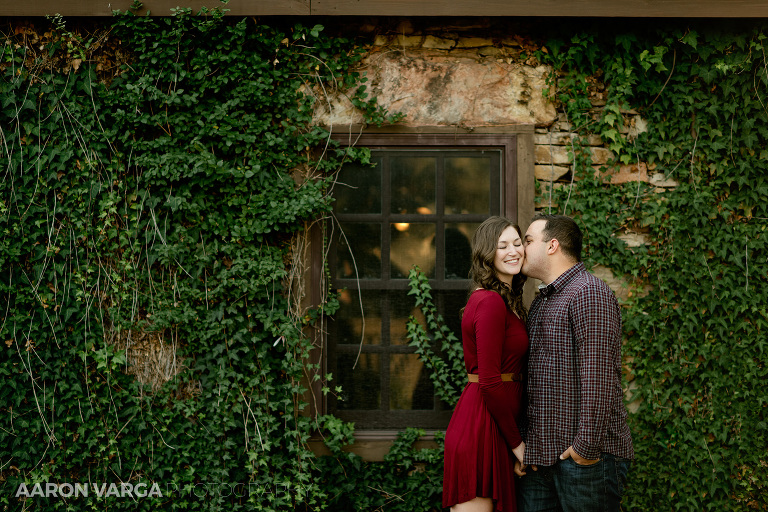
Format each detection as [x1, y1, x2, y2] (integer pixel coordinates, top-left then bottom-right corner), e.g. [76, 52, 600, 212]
[307, 126, 534, 460]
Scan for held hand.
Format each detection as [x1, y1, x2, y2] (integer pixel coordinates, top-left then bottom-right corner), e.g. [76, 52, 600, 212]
[512, 441, 527, 477]
[559, 446, 599, 466]
[512, 441, 537, 475]
[513, 459, 527, 477]
[512, 441, 525, 464]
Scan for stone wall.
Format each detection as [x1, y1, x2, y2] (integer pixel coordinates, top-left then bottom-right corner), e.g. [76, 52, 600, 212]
[318, 18, 667, 301]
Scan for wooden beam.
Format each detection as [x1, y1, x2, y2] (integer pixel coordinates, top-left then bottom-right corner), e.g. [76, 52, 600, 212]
[0, 0, 309, 17]
[3, 0, 768, 17]
[311, 0, 768, 17]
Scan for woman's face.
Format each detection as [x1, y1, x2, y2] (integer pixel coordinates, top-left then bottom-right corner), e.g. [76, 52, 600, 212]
[493, 225, 524, 285]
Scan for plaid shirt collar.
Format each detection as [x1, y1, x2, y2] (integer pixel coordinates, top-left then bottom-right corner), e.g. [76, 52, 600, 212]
[537, 262, 585, 298]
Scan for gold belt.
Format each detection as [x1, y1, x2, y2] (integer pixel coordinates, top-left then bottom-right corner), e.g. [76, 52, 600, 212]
[467, 373, 523, 383]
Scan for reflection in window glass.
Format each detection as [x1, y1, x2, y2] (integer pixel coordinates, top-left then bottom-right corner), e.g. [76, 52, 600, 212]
[390, 290, 422, 346]
[337, 353, 380, 410]
[390, 223, 436, 278]
[332, 290, 382, 346]
[445, 156, 493, 215]
[334, 157, 382, 214]
[440, 290, 469, 349]
[391, 156, 436, 214]
[390, 354, 434, 410]
[335, 223, 381, 279]
[330, 141, 509, 428]
[444, 223, 477, 279]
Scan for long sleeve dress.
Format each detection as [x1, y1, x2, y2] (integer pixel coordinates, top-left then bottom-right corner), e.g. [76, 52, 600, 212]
[442, 289, 529, 512]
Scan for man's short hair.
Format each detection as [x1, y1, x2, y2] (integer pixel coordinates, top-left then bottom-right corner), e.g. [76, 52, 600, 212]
[532, 214, 582, 262]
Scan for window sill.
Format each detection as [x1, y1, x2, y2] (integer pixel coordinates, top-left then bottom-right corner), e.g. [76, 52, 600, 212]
[308, 430, 442, 462]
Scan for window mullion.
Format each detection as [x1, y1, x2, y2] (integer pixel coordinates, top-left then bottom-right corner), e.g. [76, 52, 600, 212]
[434, 155, 446, 285]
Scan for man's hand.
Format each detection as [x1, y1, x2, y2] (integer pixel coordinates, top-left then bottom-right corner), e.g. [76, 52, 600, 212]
[559, 446, 599, 466]
[514, 459, 527, 477]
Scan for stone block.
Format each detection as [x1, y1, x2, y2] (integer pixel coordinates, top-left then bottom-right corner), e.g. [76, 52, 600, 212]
[618, 232, 649, 247]
[479, 47, 504, 57]
[313, 52, 558, 127]
[596, 162, 647, 184]
[535, 164, 570, 181]
[394, 35, 425, 48]
[628, 116, 649, 139]
[535, 144, 571, 165]
[423, 35, 456, 50]
[650, 173, 678, 187]
[535, 181, 566, 208]
[590, 147, 613, 165]
[592, 264, 630, 302]
[455, 37, 495, 48]
[501, 37, 522, 47]
[534, 132, 603, 146]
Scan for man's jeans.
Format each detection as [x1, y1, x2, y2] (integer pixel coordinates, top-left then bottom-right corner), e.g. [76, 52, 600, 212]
[517, 452, 631, 512]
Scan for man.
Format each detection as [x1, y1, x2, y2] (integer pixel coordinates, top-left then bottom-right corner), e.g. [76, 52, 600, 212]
[517, 214, 634, 512]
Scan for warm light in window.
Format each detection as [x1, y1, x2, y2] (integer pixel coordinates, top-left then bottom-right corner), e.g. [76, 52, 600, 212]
[394, 223, 410, 231]
[416, 206, 432, 214]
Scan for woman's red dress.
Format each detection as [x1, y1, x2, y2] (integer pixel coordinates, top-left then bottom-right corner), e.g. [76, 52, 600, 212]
[442, 289, 529, 512]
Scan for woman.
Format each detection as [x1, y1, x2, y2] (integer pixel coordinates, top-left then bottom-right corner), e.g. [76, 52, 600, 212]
[442, 216, 529, 512]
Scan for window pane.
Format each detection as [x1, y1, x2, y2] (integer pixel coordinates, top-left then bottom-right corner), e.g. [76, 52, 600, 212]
[335, 222, 381, 279]
[390, 354, 434, 410]
[334, 157, 382, 214]
[391, 156, 436, 215]
[337, 353, 381, 410]
[445, 156, 493, 214]
[390, 223, 436, 278]
[444, 223, 475, 279]
[333, 290, 383, 346]
[390, 290, 422, 346]
[438, 290, 468, 347]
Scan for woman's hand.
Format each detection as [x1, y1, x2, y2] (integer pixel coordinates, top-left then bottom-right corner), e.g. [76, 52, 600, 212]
[512, 441, 527, 476]
[512, 440, 525, 463]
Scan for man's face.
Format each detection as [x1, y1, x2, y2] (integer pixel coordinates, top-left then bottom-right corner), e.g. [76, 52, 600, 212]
[522, 219, 549, 281]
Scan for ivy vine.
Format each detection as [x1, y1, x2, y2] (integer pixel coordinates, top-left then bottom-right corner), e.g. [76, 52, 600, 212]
[537, 22, 768, 510]
[0, 5, 405, 510]
[1, 10, 766, 512]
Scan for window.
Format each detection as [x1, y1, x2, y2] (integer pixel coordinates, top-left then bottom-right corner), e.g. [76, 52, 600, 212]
[322, 130, 534, 433]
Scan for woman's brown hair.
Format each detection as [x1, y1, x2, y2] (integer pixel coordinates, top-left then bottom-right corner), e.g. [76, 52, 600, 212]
[468, 216, 528, 323]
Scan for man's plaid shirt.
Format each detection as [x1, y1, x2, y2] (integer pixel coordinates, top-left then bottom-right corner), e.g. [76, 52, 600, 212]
[523, 262, 634, 466]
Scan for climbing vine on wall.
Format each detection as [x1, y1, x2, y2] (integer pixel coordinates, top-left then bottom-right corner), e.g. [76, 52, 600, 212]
[0, 4, 404, 510]
[537, 22, 768, 510]
[2, 9, 767, 512]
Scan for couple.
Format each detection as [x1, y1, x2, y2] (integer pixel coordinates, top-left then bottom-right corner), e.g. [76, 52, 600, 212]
[442, 214, 634, 512]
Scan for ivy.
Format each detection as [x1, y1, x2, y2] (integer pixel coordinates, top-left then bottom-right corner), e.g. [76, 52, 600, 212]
[537, 20, 768, 511]
[0, 7, 396, 510]
[2, 10, 767, 512]
[405, 267, 465, 408]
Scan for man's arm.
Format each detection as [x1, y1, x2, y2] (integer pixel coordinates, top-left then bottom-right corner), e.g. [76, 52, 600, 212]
[569, 281, 622, 460]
